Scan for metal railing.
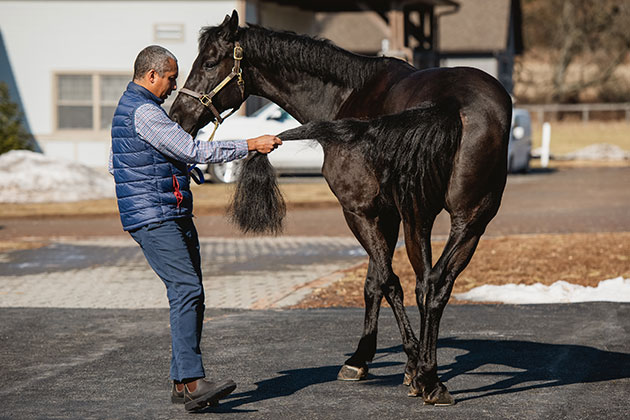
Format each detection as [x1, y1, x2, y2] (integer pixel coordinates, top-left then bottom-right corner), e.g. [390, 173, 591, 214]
[519, 103, 630, 123]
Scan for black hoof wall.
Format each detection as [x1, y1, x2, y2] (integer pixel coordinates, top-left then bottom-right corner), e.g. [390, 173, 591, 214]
[337, 364, 368, 381]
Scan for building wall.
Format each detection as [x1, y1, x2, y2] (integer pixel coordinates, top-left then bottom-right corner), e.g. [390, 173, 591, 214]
[0, 0, 238, 167]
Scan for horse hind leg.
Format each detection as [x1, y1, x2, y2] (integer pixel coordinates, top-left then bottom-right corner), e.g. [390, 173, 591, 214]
[410, 190, 504, 405]
[399, 212, 437, 387]
[338, 207, 418, 382]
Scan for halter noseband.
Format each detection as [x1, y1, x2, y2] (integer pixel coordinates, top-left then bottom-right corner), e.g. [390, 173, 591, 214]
[178, 42, 245, 139]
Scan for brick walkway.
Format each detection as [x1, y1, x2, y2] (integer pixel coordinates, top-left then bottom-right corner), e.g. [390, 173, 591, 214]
[0, 237, 366, 309]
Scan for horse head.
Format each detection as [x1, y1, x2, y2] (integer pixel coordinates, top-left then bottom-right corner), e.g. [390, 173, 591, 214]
[169, 10, 247, 137]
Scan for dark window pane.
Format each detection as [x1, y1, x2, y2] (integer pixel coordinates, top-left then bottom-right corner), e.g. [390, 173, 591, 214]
[101, 75, 129, 102]
[58, 106, 93, 129]
[58, 75, 92, 101]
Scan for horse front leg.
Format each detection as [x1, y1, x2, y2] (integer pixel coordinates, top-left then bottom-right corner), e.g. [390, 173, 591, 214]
[338, 258, 382, 380]
[409, 224, 482, 405]
[338, 208, 418, 382]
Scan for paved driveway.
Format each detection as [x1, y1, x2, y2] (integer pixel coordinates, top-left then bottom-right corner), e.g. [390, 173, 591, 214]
[1, 304, 628, 419]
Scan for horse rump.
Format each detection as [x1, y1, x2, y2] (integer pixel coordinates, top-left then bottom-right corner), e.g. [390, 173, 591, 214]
[227, 152, 286, 235]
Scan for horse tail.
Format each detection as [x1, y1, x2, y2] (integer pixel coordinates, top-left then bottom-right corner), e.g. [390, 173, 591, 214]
[227, 152, 286, 235]
[277, 119, 365, 142]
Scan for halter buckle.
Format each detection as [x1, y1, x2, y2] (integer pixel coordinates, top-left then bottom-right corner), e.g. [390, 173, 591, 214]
[233, 45, 243, 60]
[199, 94, 212, 107]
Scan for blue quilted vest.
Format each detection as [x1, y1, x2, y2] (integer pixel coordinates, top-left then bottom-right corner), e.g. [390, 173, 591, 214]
[111, 82, 192, 231]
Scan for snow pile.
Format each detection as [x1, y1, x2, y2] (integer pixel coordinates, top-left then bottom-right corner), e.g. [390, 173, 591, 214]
[0, 150, 115, 203]
[562, 143, 629, 161]
[453, 277, 630, 304]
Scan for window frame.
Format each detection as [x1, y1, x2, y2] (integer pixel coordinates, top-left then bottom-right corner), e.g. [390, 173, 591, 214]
[53, 71, 131, 133]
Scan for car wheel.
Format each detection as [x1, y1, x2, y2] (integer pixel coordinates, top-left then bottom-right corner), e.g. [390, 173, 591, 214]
[207, 161, 243, 183]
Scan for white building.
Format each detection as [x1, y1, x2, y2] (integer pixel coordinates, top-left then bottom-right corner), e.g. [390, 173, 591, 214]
[0, 0, 280, 168]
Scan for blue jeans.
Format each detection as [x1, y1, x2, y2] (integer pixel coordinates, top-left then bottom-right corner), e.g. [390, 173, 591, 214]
[129, 217, 205, 381]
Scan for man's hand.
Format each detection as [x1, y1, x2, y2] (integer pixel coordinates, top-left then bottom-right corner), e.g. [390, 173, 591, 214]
[247, 135, 282, 154]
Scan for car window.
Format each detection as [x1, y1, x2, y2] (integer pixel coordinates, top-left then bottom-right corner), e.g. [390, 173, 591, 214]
[269, 109, 293, 122]
[251, 105, 272, 118]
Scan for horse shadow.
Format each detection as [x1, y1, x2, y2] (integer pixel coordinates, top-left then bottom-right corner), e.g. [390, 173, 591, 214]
[192, 337, 629, 413]
[436, 336, 630, 402]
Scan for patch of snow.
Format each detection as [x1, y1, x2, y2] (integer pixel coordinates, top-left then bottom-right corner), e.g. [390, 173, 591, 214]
[453, 277, 630, 304]
[562, 143, 629, 161]
[0, 150, 115, 203]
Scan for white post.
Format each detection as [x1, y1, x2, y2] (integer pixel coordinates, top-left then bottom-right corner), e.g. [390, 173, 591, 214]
[541, 122, 551, 168]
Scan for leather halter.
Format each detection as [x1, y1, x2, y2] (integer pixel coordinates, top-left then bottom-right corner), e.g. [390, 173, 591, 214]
[178, 42, 245, 139]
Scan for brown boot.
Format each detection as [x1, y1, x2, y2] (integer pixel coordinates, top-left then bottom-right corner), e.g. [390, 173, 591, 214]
[184, 378, 236, 411]
[171, 382, 185, 404]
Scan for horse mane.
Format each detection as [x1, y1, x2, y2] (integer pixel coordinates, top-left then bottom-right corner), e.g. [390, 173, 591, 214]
[199, 23, 408, 89]
[278, 100, 463, 206]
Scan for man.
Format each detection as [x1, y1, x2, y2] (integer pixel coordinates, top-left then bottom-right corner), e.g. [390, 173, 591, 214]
[109, 45, 281, 411]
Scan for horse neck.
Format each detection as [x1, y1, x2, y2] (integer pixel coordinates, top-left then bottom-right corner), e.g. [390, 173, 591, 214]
[245, 67, 350, 122]
[240, 27, 401, 122]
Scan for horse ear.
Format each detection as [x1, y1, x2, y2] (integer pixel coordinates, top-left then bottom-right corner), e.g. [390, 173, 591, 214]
[220, 14, 231, 27]
[218, 10, 239, 40]
[228, 10, 239, 34]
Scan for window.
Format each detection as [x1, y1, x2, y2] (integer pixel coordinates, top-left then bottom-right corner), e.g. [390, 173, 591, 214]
[55, 73, 130, 131]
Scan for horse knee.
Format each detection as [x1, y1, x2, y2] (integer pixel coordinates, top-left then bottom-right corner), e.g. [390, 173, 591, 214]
[380, 273, 403, 296]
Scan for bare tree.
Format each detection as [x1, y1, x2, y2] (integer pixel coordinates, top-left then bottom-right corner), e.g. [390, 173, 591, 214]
[519, 0, 630, 103]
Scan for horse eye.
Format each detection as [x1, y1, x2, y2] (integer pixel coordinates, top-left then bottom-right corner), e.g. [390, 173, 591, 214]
[203, 61, 217, 70]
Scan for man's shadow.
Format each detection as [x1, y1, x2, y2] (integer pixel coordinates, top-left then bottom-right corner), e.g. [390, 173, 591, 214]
[195, 337, 630, 412]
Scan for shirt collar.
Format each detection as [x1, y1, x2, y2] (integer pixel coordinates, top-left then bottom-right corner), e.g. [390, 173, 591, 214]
[127, 81, 165, 105]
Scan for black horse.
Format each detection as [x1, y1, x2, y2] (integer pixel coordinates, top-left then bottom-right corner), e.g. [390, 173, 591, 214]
[169, 11, 512, 405]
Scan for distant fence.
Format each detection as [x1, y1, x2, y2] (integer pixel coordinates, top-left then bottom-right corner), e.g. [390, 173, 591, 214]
[520, 103, 630, 123]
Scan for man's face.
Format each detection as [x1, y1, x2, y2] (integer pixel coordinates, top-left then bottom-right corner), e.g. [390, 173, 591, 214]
[151, 58, 178, 100]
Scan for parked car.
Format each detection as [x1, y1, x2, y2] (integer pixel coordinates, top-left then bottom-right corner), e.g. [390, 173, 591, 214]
[196, 103, 322, 183]
[196, 103, 532, 183]
[508, 108, 532, 173]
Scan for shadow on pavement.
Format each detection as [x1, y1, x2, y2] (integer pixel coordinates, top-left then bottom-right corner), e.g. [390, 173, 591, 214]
[190, 336, 630, 413]
[439, 337, 630, 402]
[201, 361, 402, 414]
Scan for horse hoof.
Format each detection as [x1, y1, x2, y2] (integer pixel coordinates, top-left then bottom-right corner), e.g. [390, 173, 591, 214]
[403, 372, 413, 386]
[423, 384, 455, 406]
[407, 382, 421, 397]
[337, 364, 368, 381]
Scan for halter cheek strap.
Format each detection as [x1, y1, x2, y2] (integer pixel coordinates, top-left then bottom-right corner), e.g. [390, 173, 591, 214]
[178, 42, 245, 140]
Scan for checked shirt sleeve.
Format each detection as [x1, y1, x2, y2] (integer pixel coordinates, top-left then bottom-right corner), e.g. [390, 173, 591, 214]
[134, 103, 248, 164]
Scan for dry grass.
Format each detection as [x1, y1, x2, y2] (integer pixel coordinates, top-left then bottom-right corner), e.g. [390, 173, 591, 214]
[293, 232, 630, 308]
[531, 121, 630, 156]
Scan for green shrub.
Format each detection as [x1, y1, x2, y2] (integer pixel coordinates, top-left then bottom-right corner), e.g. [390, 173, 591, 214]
[0, 81, 33, 154]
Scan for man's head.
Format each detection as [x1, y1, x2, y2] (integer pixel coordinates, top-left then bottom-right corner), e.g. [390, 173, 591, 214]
[133, 45, 178, 100]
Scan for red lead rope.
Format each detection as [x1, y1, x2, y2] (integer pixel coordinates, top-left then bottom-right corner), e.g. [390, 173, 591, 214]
[172, 175, 183, 208]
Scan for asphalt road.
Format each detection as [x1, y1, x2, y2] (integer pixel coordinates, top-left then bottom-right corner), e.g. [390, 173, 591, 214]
[1, 304, 628, 419]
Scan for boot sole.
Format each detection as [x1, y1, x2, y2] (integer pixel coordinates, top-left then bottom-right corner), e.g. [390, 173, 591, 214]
[184, 381, 236, 412]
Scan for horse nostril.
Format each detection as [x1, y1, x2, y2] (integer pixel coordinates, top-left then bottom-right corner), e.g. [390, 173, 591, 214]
[171, 114, 180, 124]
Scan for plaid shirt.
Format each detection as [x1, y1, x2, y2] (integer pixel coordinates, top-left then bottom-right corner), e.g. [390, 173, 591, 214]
[109, 103, 248, 174]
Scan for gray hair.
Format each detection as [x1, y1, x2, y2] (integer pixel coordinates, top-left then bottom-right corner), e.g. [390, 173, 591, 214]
[133, 45, 177, 80]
